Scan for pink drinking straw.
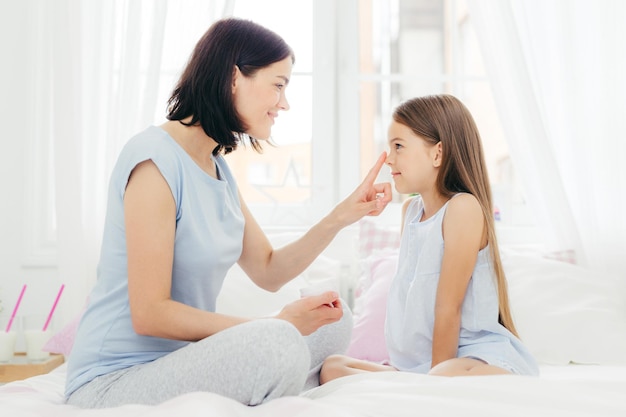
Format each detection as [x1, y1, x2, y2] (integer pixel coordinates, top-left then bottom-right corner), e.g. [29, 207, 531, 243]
[5, 284, 27, 332]
[42, 284, 65, 332]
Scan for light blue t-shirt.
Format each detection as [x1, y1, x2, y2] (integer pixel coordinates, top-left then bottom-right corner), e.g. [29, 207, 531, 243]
[385, 195, 539, 375]
[65, 126, 245, 396]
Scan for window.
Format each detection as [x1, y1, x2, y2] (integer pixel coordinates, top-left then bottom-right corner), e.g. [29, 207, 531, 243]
[222, 0, 530, 228]
[24, 0, 533, 269]
[224, 0, 318, 225]
[355, 0, 527, 227]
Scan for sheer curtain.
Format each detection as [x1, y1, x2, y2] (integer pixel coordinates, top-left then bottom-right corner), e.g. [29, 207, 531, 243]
[37, 0, 232, 319]
[468, 0, 626, 276]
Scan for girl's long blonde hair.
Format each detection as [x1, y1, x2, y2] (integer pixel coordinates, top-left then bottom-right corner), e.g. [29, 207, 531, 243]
[393, 94, 518, 337]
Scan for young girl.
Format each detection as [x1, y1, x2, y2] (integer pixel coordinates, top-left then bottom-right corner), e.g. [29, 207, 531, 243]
[321, 94, 539, 382]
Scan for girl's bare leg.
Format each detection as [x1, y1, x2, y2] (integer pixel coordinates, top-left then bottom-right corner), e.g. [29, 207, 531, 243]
[428, 357, 512, 376]
[320, 354, 397, 384]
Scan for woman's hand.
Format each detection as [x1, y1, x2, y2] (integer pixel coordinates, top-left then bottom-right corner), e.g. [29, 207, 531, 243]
[275, 292, 343, 336]
[329, 152, 392, 228]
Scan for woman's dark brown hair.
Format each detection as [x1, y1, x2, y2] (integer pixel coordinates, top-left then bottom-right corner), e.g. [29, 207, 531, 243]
[166, 18, 294, 155]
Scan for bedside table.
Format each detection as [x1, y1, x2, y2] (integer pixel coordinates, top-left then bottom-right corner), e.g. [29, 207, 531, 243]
[0, 353, 65, 383]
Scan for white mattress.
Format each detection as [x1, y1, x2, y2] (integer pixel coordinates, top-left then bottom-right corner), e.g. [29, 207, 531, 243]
[1, 363, 625, 416]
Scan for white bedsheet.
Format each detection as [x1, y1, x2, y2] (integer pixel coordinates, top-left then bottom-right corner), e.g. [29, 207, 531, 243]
[1, 364, 625, 417]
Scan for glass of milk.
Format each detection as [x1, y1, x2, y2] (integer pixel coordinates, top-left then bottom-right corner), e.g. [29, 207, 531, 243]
[23, 315, 52, 362]
[0, 317, 17, 363]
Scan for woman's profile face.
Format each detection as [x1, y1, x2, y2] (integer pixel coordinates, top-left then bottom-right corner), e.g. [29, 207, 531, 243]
[232, 57, 293, 140]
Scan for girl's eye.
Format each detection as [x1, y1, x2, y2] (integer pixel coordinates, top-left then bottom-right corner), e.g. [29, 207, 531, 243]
[394, 143, 402, 150]
[275, 84, 285, 90]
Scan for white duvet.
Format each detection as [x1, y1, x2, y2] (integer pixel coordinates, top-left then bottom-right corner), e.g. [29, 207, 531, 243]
[1, 364, 625, 417]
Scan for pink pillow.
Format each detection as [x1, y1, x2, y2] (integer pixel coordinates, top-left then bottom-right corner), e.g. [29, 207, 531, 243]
[358, 219, 401, 259]
[43, 308, 84, 356]
[346, 250, 398, 363]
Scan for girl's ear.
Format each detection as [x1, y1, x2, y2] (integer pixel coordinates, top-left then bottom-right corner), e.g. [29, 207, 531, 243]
[432, 141, 443, 167]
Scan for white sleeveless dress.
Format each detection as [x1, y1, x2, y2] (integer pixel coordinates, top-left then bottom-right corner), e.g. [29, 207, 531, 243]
[384, 195, 539, 375]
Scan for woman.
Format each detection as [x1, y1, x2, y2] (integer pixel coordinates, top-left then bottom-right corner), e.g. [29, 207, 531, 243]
[65, 17, 391, 408]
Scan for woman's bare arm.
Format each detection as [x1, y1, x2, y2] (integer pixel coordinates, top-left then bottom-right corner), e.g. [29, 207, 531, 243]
[125, 160, 248, 340]
[237, 152, 392, 292]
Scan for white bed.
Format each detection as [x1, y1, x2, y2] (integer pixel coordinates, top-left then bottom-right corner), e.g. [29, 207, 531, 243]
[1, 363, 626, 416]
[2, 221, 625, 416]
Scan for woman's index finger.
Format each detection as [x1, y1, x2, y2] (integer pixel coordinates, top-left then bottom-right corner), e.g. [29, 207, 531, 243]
[363, 152, 388, 185]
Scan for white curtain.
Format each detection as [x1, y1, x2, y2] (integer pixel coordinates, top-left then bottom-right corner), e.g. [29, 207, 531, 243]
[468, 0, 626, 276]
[22, 0, 232, 320]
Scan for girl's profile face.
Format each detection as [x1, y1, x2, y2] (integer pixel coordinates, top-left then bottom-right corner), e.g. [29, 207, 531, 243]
[386, 120, 439, 195]
[232, 57, 292, 140]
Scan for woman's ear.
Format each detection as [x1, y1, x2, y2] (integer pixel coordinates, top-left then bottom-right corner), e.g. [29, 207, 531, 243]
[232, 65, 241, 93]
[432, 141, 443, 167]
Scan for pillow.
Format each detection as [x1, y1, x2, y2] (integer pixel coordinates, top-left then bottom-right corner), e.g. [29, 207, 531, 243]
[43, 309, 83, 356]
[344, 244, 626, 367]
[346, 249, 397, 363]
[216, 263, 305, 317]
[358, 219, 401, 259]
[503, 249, 626, 365]
[347, 218, 399, 362]
[216, 232, 342, 317]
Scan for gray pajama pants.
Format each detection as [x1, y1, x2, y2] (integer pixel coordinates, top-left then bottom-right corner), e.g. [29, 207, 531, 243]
[67, 311, 352, 408]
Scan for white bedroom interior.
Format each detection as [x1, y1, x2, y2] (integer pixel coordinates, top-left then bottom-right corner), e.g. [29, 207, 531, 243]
[1, 1, 626, 415]
[0, 0, 624, 376]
